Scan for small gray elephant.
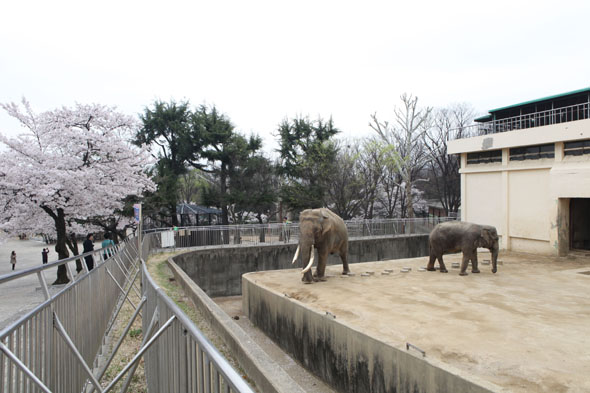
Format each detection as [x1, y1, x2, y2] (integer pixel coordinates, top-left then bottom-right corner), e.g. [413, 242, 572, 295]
[427, 221, 499, 276]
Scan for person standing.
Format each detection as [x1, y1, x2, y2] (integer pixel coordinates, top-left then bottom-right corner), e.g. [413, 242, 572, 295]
[10, 251, 16, 270]
[42, 248, 49, 264]
[101, 233, 115, 260]
[83, 234, 95, 271]
[282, 216, 292, 243]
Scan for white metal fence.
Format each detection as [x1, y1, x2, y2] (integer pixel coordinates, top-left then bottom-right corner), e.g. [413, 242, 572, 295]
[143, 217, 453, 249]
[141, 261, 253, 393]
[453, 101, 590, 138]
[0, 239, 140, 392]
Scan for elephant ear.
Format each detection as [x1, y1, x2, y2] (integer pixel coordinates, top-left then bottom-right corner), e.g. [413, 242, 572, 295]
[321, 212, 333, 236]
[480, 228, 493, 247]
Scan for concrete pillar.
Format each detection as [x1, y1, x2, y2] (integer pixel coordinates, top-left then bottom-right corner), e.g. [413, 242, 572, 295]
[501, 148, 510, 250]
[555, 142, 564, 162]
[460, 153, 467, 221]
[557, 198, 570, 256]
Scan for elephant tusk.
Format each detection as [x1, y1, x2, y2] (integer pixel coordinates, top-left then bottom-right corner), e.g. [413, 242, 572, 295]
[302, 245, 314, 274]
[291, 245, 300, 264]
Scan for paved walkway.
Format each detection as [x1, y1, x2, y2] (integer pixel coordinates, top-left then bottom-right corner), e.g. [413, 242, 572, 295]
[0, 238, 83, 330]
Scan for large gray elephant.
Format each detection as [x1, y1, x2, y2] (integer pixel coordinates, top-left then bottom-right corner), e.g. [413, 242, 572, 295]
[291, 208, 350, 283]
[427, 221, 499, 276]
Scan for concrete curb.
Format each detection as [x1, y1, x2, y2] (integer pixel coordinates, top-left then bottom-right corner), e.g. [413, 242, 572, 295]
[166, 257, 306, 393]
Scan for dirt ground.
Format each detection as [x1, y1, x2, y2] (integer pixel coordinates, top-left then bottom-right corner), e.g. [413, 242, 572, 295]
[246, 251, 590, 393]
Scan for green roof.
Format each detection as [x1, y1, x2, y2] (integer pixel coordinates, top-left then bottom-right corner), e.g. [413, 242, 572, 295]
[474, 114, 492, 123]
[488, 87, 590, 113]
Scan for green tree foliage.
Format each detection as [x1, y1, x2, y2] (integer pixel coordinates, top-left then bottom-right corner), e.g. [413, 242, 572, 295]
[230, 155, 278, 223]
[327, 141, 365, 220]
[189, 105, 264, 225]
[178, 169, 212, 204]
[277, 116, 340, 211]
[134, 100, 194, 226]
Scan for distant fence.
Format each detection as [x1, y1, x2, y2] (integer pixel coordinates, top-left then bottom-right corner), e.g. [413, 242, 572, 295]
[144, 217, 455, 249]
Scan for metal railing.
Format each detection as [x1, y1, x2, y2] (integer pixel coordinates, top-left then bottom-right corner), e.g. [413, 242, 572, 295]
[141, 259, 253, 393]
[143, 217, 454, 249]
[451, 101, 590, 139]
[0, 234, 255, 393]
[0, 239, 140, 392]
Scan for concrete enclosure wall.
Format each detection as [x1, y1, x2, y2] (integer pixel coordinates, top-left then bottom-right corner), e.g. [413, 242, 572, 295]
[173, 235, 429, 297]
[243, 276, 495, 393]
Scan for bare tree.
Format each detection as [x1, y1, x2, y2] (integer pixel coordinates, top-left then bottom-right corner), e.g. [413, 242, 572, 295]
[424, 103, 475, 215]
[326, 141, 365, 220]
[370, 93, 432, 218]
[356, 138, 386, 219]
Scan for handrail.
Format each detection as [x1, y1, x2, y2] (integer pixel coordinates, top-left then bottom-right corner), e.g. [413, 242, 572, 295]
[0, 237, 138, 392]
[141, 260, 254, 392]
[449, 101, 590, 140]
[143, 216, 455, 233]
[0, 242, 122, 285]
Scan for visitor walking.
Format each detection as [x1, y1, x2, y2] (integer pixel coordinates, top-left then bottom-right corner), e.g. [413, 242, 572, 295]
[83, 234, 95, 271]
[10, 251, 16, 271]
[101, 233, 115, 260]
[41, 248, 49, 264]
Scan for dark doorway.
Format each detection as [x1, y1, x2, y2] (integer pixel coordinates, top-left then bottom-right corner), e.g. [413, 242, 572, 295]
[570, 198, 590, 250]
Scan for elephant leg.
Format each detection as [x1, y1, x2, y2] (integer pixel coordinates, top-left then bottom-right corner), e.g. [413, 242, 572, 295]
[427, 253, 436, 271]
[341, 250, 350, 275]
[439, 255, 448, 273]
[315, 250, 329, 281]
[302, 270, 314, 283]
[471, 252, 480, 273]
[459, 253, 470, 276]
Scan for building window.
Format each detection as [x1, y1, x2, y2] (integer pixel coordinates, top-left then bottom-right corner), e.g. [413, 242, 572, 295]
[466, 150, 502, 165]
[564, 140, 590, 156]
[509, 143, 554, 161]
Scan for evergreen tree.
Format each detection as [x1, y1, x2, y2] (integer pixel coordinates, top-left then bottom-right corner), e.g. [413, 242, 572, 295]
[135, 100, 195, 226]
[277, 116, 339, 211]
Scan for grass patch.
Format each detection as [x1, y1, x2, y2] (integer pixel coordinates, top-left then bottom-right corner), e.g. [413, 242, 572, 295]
[101, 251, 257, 392]
[146, 252, 258, 391]
[100, 269, 146, 392]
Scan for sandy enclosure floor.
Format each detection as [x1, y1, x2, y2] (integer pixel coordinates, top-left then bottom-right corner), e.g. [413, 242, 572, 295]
[247, 251, 590, 393]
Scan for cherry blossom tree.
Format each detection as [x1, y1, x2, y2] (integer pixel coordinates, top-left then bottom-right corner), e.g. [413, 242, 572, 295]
[0, 99, 154, 284]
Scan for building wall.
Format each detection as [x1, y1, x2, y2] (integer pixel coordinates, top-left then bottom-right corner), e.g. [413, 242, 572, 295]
[450, 119, 590, 255]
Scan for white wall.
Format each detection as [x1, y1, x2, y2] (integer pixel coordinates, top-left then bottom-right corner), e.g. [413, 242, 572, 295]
[454, 121, 590, 255]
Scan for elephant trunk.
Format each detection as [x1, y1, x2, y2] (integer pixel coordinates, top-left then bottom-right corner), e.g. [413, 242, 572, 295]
[302, 245, 315, 274]
[298, 239, 315, 274]
[491, 245, 499, 273]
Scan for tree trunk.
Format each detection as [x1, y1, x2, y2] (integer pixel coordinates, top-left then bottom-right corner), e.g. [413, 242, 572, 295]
[220, 169, 230, 244]
[66, 232, 83, 273]
[170, 203, 179, 227]
[52, 208, 70, 284]
[405, 177, 415, 234]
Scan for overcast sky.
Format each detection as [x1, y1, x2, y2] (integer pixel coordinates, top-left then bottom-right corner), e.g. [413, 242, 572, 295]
[1, 0, 589, 155]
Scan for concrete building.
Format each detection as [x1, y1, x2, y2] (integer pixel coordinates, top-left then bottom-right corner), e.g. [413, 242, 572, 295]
[448, 88, 590, 255]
